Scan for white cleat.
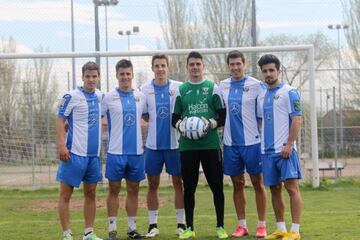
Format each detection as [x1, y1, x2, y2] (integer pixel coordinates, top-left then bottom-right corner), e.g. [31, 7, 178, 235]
[145, 227, 159, 238]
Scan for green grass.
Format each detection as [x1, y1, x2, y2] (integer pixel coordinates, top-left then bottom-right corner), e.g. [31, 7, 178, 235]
[1, 179, 360, 239]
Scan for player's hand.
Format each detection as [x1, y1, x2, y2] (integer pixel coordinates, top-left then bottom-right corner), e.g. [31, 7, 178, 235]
[201, 117, 218, 136]
[175, 117, 187, 137]
[280, 144, 292, 159]
[58, 145, 70, 161]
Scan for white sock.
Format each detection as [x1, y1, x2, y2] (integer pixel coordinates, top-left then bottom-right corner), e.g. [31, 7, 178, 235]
[291, 223, 300, 233]
[176, 209, 185, 224]
[84, 227, 93, 236]
[108, 216, 117, 232]
[148, 210, 158, 225]
[276, 222, 287, 231]
[128, 216, 137, 231]
[63, 229, 72, 236]
[257, 220, 266, 227]
[238, 219, 247, 228]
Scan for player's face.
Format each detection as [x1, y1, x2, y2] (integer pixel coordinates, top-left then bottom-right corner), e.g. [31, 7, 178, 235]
[152, 58, 169, 81]
[187, 58, 204, 79]
[261, 63, 280, 86]
[117, 67, 133, 91]
[228, 57, 245, 80]
[82, 70, 100, 93]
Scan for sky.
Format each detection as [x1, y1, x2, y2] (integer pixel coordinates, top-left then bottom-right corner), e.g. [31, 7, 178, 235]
[0, 0, 348, 93]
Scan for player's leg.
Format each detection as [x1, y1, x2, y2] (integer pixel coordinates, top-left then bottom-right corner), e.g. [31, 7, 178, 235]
[126, 154, 146, 239]
[244, 144, 267, 237]
[200, 149, 228, 239]
[58, 182, 74, 238]
[223, 145, 248, 237]
[57, 153, 87, 239]
[180, 150, 200, 239]
[164, 149, 185, 233]
[281, 150, 302, 240]
[261, 154, 287, 239]
[83, 182, 99, 239]
[250, 174, 267, 237]
[145, 148, 164, 237]
[82, 156, 103, 239]
[105, 153, 126, 240]
[126, 180, 143, 239]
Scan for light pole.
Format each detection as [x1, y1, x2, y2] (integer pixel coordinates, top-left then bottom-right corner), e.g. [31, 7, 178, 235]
[70, 0, 76, 89]
[118, 26, 140, 51]
[328, 23, 349, 150]
[93, 0, 119, 91]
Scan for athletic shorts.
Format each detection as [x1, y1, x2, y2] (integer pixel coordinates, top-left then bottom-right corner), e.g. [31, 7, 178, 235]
[261, 149, 302, 186]
[223, 144, 262, 176]
[105, 153, 145, 182]
[145, 148, 181, 176]
[56, 153, 102, 188]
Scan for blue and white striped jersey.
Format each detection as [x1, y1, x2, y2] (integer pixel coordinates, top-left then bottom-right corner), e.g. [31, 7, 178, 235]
[58, 87, 103, 157]
[140, 79, 181, 150]
[257, 82, 302, 154]
[219, 76, 262, 146]
[102, 88, 147, 155]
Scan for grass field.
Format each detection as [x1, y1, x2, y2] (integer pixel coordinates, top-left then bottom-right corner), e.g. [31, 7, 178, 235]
[0, 178, 359, 240]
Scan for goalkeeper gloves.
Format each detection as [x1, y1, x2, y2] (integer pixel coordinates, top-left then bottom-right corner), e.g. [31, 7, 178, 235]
[201, 117, 218, 136]
[175, 117, 187, 137]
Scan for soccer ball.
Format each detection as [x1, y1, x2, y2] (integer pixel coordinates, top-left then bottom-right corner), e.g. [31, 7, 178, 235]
[184, 116, 206, 140]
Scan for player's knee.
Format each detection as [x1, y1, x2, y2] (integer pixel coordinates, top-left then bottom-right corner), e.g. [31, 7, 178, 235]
[232, 177, 245, 191]
[172, 176, 183, 190]
[148, 180, 160, 192]
[127, 184, 140, 196]
[284, 183, 299, 196]
[270, 183, 282, 195]
[84, 188, 96, 200]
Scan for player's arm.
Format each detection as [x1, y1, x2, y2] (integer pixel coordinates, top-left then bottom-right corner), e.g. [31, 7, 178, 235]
[56, 117, 70, 161]
[281, 89, 302, 158]
[281, 116, 302, 158]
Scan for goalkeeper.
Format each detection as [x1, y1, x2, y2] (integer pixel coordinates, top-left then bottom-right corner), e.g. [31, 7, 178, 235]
[171, 51, 227, 239]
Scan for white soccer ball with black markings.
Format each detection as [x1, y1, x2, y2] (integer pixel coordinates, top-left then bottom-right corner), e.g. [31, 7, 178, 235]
[184, 116, 206, 140]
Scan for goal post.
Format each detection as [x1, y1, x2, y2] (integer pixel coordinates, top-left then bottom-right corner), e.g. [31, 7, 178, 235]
[0, 45, 319, 188]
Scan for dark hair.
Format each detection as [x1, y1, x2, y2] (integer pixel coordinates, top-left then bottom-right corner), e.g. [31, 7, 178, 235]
[257, 54, 281, 70]
[152, 54, 169, 67]
[186, 51, 203, 64]
[116, 59, 133, 72]
[82, 61, 100, 76]
[227, 50, 245, 64]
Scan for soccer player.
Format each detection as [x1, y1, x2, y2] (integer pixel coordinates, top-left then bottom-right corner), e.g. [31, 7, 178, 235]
[257, 54, 302, 240]
[102, 59, 147, 240]
[172, 51, 228, 239]
[140, 54, 185, 238]
[218, 50, 267, 238]
[56, 61, 103, 240]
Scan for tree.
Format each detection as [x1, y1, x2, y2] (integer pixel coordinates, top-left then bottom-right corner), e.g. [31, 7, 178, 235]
[160, 0, 252, 82]
[342, 0, 360, 109]
[260, 32, 336, 88]
[159, 0, 199, 82]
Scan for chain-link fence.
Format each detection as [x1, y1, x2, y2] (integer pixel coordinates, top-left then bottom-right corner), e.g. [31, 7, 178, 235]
[0, 48, 359, 188]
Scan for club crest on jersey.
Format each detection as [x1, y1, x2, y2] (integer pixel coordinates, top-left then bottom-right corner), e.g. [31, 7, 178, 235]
[243, 86, 249, 92]
[274, 94, 280, 100]
[202, 87, 209, 95]
[169, 90, 175, 96]
[134, 96, 140, 102]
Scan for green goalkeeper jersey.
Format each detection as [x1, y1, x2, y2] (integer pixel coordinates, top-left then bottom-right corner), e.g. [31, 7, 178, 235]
[173, 79, 224, 151]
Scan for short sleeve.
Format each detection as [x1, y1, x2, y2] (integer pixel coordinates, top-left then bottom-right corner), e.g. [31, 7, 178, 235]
[101, 93, 109, 117]
[288, 89, 302, 117]
[212, 84, 225, 110]
[58, 93, 73, 119]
